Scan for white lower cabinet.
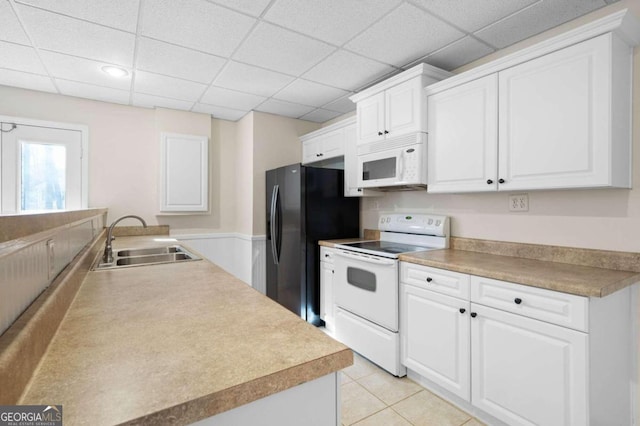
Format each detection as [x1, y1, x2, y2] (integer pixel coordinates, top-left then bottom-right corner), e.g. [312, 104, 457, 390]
[401, 283, 470, 400]
[470, 303, 587, 426]
[400, 262, 635, 426]
[320, 247, 335, 330]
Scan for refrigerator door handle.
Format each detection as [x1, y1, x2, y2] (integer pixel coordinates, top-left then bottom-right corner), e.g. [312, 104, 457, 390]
[270, 184, 280, 265]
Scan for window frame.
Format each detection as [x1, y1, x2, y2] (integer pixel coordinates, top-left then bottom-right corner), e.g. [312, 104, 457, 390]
[0, 115, 89, 213]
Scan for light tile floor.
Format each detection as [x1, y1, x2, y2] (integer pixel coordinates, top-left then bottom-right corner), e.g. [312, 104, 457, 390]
[341, 353, 484, 426]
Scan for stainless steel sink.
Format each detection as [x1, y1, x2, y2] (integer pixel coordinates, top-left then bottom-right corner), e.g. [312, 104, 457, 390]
[93, 245, 201, 270]
[117, 246, 179, 257]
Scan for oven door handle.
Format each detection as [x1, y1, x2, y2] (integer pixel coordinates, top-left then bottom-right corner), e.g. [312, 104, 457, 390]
[335, 250, 396, 266]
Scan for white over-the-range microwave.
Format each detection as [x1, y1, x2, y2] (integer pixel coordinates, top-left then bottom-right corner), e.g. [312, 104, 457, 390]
[357, 132, 427, 190]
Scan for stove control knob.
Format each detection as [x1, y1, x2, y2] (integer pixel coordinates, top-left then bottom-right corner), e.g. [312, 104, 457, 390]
[435, 220, 441, 226]
[386, 217, 391, 223]
[427, 219, 433, 225]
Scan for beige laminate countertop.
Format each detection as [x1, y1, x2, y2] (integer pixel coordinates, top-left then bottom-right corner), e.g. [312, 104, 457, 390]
[20, 236, 352, 425]
[399, 249, 640, 298]
[319, 239, 640, 297]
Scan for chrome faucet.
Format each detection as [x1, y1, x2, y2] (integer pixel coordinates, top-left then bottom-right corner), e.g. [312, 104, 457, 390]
[102, 215, 148, 264]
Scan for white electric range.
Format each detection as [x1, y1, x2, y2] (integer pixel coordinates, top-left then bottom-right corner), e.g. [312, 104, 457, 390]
[333, 213, 449, 376]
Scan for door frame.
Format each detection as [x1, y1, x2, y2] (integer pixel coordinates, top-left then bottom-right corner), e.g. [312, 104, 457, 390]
[0, 115, 89, 212]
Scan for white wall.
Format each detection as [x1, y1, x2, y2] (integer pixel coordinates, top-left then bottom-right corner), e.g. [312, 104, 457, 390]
[361, 0, 640, 253]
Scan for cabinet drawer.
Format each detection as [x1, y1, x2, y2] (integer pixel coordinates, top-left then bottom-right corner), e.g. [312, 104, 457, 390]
[470, 276, 588, 331]
[320, 247, 335, 264]
[401, 262, 470, 299]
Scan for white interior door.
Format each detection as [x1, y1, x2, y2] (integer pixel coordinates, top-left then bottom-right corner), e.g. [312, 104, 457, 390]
[1, 122, 83, 214]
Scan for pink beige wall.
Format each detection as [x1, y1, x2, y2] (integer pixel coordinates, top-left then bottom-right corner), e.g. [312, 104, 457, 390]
[252, 112, 319, 234]
[361, 0, 640, 253]
[0, 87, 318, 235]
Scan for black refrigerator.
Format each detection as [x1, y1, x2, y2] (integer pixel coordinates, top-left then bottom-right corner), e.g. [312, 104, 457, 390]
[266, 164, 360, 326]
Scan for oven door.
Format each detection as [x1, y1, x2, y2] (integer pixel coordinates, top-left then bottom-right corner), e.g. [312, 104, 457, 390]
[334, 249, 399, 332]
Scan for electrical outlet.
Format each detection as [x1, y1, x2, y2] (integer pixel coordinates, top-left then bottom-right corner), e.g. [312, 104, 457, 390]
[509, 194, 529, 212]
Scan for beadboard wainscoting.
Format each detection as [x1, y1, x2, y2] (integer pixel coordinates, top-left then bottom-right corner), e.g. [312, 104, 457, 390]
[0, 214, 104, 335]
[173, 233, 266, 293]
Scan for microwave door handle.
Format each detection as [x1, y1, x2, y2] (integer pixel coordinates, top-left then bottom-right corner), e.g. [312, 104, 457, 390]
[397, 150, 404, 181]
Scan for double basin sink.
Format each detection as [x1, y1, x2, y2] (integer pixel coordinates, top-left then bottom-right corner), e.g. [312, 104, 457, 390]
[93, 245, 201, 270]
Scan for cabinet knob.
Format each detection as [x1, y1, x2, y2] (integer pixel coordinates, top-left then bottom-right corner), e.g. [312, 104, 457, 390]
[378, 131, 383, 136]
[384, 130, 389, 134]
[426, 277, 433, 282]
[486, 179, 493, 184]
[514, 298, 522, 305]
[357, 188, 362, 192]
[318, 153, 323, 157]
[499, 178, 505, 184]
[324, 254, 330, 258]
[470, 312, 477, 318]
[459, 308, 466, 314]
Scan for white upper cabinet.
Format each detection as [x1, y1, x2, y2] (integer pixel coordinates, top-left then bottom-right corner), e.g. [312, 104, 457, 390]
[301, 127, 345, 164]
[498, 33, 629, 190]
[357, 92, 386, 144]
[427, 75, 498, 193]
[351, 63, 451, 145]
[425, 10, 640, 193]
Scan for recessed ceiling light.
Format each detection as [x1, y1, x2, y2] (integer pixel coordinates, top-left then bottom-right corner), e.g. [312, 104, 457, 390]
[101, 65, 128, 78]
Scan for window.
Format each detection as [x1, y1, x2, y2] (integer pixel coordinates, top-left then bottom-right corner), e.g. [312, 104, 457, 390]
[1, 118, 88, 214]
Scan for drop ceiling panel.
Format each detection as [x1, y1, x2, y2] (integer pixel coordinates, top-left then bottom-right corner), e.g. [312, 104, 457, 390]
[300, 108, 344, 123]
[15, 0, 141, 33]
[16, 5, 135, 66]
[140, 0, 255, 57]
[233, 22, 335, 76]
[263, 0, 401, 46]
[209, 0, 272, 17]
[256, 98, 315, 118]
[201, 86, 266, 110]
[132, 93, 194, 110]
[136, 37, 226, 84]
[214, 61, 294, 97]
[274, 79, 348, 108]
[0, 41, 46, 74]
[303, 49, 396, 91]
[56, 79, 130, 104]
[425, 37, 495, 71]
[40, 50, 131, 90]
[346, 2, 465, 67]
[475, 0, 608, 49]
[410, 0, 538, 33]
[0, 0, 30, 44]
[134, 70, 206, 101]
[322, 96, 356, 114]
[0, 68, 55, 92]
[192, 103, 248, 121]
[0, 0, 620, 123]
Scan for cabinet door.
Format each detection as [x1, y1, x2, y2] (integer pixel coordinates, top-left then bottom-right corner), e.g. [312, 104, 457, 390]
[401, 284, 470, 400]
[385, 78, 425, 139]
[357, 93, 385, 144]
[498, 34, 613, 190]
[321, 128, 344, 160]
[320, 260, 335, 330]
[160, 132, 208, 212]
[302, 138, 322, 164]
[471, 304, 587, 426]
[427, 75, 498, 193]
